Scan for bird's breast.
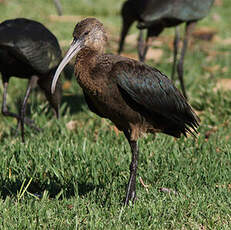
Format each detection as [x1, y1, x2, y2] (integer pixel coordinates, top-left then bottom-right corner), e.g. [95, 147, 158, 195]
[75, 70, 104, 98]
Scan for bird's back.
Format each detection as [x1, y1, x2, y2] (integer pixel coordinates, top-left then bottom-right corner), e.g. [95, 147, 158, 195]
[113, 58, 199, 137]
[0, 18, 62, 76]
[132, 0, 214, 24]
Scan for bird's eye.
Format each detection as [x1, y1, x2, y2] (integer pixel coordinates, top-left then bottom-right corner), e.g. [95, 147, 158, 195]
[84, 31, 90, 36]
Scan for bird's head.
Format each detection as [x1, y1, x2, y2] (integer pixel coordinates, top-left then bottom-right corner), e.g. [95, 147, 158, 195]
[73, 18, 107, 52]
[51, 18, 107, 94]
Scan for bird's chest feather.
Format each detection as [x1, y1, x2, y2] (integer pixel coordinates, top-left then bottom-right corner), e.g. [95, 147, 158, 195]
[75, 58, 114, 98]
[75, 59, 141, 126]
[75, 66, 104, 98]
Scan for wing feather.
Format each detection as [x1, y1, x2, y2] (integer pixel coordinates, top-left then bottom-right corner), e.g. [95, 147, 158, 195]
[113, 61, 199, 136]
[0, 18, 62, 74]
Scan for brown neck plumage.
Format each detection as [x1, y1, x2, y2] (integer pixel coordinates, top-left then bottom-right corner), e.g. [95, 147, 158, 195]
[74, 47, 103, 96]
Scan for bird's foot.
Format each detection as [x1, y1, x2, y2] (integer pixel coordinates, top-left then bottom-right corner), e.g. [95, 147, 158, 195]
[124, 189, 136, 206]
[124, 173, 137, 206]
[24, 117, 42, 132]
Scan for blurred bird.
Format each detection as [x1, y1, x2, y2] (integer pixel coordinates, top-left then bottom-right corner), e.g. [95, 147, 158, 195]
[0, 18, 69, 142]
[118, 0, 214, 98]
[53, 0, 63, 16]
[52, 18, 199, 205]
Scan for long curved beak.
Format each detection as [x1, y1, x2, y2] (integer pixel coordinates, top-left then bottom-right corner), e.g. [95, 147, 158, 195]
[51, 38, 82, 94]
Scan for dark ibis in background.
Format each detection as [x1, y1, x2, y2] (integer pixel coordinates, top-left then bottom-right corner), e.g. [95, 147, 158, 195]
[0, 18, 67, 142]
[118, 0, 215, 98]
[51, 18, 199, 205]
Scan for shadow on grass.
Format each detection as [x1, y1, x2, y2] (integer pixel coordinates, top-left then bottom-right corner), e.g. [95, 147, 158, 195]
[61, 94, 86, 115]
[0, 178, 103, 200]
[4, 88, 87, 119]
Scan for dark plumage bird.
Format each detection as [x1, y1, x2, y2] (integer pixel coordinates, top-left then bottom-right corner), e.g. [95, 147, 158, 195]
[0, 18, 65, 142]
[51, 18, 199, 205]
[118, 0, 214, 98]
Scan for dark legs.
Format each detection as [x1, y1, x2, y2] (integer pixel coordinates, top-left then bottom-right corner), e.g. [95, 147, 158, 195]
[176, 21, 197, 99]
[138, 28, 163, 62]
[138, 30, 147, 62]
[1, 75, 40, 142]
[124, 130, 139, 205]
[53, 0, 62, 16]
[138, 30, 152, 62]
[2, 79, 21, 121]
[171, 26, 180, 80]
[20, 75, 38, 142]
[118, 17, 135, 55]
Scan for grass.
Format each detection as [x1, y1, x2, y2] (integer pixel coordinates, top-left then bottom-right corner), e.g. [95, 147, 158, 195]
[0, 0, 231, 229]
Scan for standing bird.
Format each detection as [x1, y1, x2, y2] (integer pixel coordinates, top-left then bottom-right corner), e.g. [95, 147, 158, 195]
[118, 0, 214, 98]
[0, 18, 65, 142]
[52, 18, 199, 205]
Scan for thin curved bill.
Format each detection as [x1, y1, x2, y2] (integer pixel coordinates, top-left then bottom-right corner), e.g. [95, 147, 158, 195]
[51, 38, 81, 94]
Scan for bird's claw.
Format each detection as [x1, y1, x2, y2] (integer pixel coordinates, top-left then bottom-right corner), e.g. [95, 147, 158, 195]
[124, 191, 136, 206]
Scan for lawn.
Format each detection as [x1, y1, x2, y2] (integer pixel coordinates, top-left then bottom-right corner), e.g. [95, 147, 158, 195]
[0, 0, 231, 229]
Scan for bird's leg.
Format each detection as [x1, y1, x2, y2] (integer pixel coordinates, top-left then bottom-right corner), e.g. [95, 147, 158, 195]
[139, 27, 163, 62]
[118, 18, 135, 55]
[142, 35, 152, 62]
[2, 80, 21, 121]
[1, 77, 40, 138]
[124, 131, 139, 205]
[20, 75, 39, 142]
[54, 107, 60, 119]
[137, 30, 145, 61]
[177, 21, 197, 99]
[2, 80, 18, 136]
[125, 141, 139, 205]
[53, 0, 62, 16]
[138, 30, 152, 62]
[171, 26, 180, 80]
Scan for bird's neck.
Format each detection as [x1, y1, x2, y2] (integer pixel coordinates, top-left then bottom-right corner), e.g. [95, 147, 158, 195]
[75, 47, 103, 96]
[76, 47, 99, 66]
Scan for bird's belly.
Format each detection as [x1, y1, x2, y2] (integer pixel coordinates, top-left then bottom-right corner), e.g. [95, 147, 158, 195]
[0, 55, 35, 79]
[88, 92, 147, 131]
